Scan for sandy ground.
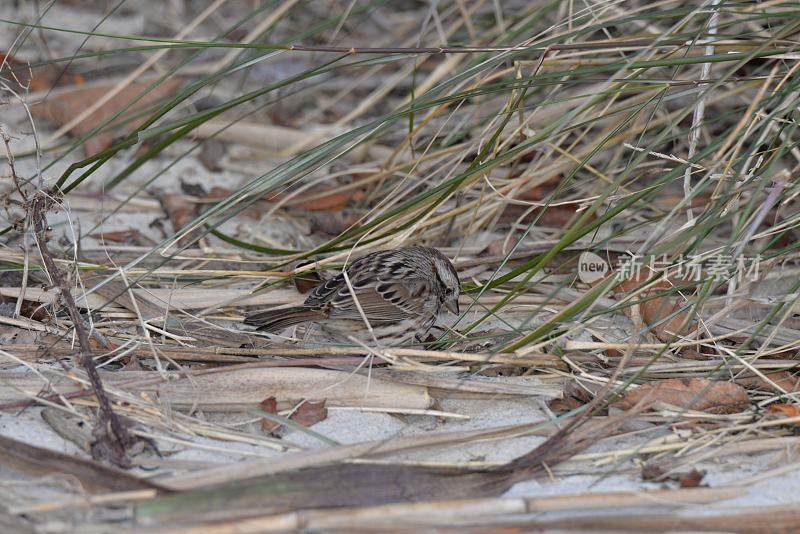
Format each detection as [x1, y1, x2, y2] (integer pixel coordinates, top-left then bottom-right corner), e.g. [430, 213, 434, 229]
[3, 394, 800, 515]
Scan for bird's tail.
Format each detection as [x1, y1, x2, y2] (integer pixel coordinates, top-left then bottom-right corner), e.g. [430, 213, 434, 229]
[244, 306, 325, 332]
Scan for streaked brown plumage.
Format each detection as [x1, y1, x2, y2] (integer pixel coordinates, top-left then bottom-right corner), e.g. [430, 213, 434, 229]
[244, 246, 460, 344]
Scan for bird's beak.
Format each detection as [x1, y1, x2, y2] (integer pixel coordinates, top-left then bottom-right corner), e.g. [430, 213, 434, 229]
[445, 298, 459, 315]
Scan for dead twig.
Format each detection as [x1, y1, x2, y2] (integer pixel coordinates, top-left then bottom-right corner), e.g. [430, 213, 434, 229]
[29, 190, 139, 467]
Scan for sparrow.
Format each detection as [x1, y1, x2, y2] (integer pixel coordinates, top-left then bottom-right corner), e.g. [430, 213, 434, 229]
[244, 246, 460, 344]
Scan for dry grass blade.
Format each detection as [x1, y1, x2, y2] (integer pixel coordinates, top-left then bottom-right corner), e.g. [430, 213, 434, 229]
[143, 487, 742, 532]
[0, 367, 432, 410]
[163, 420, 557, 490]
[134, 408, 637, 525]
[0, 434, 165, 494]
[479, 505, 800, 532]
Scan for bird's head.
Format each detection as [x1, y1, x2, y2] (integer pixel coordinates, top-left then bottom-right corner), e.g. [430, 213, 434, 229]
[431, 250, 460, 315]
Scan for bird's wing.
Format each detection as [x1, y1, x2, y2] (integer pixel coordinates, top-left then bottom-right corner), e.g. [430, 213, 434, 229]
[330, 276, 432, 322]
[303, 251, 385, 308]
[305, 260, 430, 322]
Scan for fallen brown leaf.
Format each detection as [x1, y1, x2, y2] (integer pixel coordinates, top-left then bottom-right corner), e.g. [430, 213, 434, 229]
[291, 400, 328, 427]
[260, 398, 327, 435]
[641, 464, 664, 481]
[547, 396, 585, 414]
[736, 371, 800, 393]
[613, 378, 749, 414]
[641, 464, 706, 487]
[157, 193, 198, 235]
[1, 52, 86, 92]
[652, 193, 713, 211]
[265, 183, 365, 211]
[308, 209, 363, 235]
[516, 185, 548, 201]
[88, 335, 117, 351]
[498, 204, 587, 228]
[32, 77, 183, 155]
[681, 349, 712, 361]
[260, 396, 281, 434]
[616, 275, 698, 342]
[206, 186, 234, 200]
[548, 380, 600, 414]
[89, 229, 147, 245]
[679, 469, 706, 488]
[485, 236, 520, 257]
[767, 403, 800, 418]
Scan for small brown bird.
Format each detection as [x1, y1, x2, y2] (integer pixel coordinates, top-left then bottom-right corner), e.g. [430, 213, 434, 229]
[245, 246, 460, 344]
